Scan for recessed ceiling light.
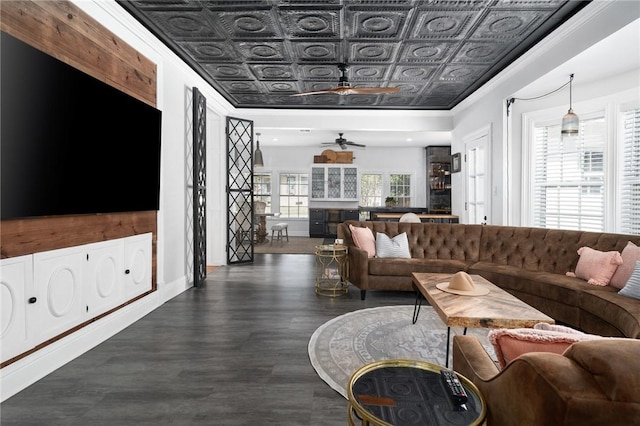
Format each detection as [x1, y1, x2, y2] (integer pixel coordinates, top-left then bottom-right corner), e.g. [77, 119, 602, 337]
[406, 138, 413, 142]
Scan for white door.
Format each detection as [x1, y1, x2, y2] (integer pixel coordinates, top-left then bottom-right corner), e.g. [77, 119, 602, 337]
[84, 239, 124, 317]
[123, 233, 152, 299]
[33, 246, 85, 343]
[1, 255, 33, 363]
[464, 127, 491, 224]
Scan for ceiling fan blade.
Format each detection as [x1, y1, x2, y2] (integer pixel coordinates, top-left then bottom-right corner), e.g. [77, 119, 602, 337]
[345, 142, 366, 148]
[290, 89, 338, 96]
[347, 87, 400, 95]
[292, 86, 399, 96]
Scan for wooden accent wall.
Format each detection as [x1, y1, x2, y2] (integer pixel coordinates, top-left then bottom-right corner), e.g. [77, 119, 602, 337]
[1, 1, 158, 285]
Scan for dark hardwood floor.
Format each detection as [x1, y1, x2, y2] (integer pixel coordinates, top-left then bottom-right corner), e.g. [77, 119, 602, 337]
[1, 254, 415, 425]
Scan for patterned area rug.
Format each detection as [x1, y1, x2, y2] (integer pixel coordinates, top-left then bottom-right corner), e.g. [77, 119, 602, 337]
[253, 237, 324, 254]
[308, 305, 495, 398]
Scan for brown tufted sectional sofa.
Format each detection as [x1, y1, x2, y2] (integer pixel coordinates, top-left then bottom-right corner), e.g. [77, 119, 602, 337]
[337, 221, 640, 339]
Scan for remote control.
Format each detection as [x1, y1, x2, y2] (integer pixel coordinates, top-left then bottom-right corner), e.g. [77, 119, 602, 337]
[440, 369, 468, 405]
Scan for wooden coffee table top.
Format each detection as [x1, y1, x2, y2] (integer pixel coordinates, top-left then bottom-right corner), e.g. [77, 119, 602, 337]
[412, 272, 554, 329]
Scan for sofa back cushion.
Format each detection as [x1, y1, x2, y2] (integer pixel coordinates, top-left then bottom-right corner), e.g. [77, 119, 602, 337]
[341, 221, 482, 262]
[478, 226, 640, 275]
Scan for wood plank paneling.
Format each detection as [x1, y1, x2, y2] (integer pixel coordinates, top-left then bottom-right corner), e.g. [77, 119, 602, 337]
[0, 0, 156, 106]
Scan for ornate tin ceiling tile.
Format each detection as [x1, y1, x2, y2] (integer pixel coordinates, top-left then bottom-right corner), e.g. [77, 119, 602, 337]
[219, 80, 262, 94]
[177, 41, 238, 61]
[398, 41, 455, 63]
[203, 63, 253, 80]
[249, 64, 297, 80]
[235, 41, 289, 62]
[346, 8, 410, 39]
[143, 10, 223, 39]
[471, 10, 545, 39]
[291, 41, 341, 62]
[391, 65, 437, 81]
[348, 42, 400, 62]
[280, 9, 341, 38]
[409, 10, 480, 40]
[349, 64, 389, 81]
[451, 41, 516, 63]
[214, 9, 282, 39]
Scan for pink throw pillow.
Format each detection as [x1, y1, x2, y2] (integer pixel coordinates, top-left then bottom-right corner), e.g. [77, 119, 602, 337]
[609, 242, 640, 289]
[488, 323, 604, 369]
[349, 225, 376, 258]
[565, 246, 623, 286]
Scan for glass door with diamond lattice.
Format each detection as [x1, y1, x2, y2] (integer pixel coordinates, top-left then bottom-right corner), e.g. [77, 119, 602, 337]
[226, 117, 254, 264]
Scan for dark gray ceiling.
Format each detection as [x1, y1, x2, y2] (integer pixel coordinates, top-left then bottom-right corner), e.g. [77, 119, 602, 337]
[118, 0, 589, 110]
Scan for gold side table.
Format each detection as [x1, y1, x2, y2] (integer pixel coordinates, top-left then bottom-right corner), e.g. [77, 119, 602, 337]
[347, 359, 486, 426]
[315, 244, 349, 297]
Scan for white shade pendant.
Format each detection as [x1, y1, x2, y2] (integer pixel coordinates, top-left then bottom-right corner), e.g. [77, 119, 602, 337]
[561, 74, 579, 135]
[561, 108, 579, 135]
[254, 133, 264, 167]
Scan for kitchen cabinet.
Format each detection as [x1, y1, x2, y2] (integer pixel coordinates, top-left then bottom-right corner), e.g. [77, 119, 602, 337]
[311, 165, 358, 201]
[309, 208, 359, 238]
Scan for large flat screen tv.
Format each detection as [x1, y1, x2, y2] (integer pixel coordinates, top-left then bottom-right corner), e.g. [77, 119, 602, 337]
[1, 31, 162, 220]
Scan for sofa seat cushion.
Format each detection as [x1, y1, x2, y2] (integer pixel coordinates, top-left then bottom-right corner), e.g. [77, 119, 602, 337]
[579, 287, 640, 338]
[368, 258, 472, 277]
[469, 262, 588, 307]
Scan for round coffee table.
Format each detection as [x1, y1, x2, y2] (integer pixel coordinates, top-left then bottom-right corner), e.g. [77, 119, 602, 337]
[347, 359, 486, 426]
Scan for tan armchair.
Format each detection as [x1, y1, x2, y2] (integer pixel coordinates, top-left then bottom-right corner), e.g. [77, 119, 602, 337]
[452, 335, 640, 425]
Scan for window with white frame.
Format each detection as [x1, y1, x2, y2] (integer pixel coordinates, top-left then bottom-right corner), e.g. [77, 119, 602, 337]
[279, 172, 308, 218]
[254, 172, 272, 212]
[389, 173, 412, 207]
[359, 173, 412, 207]
[525, 94, 640, 236]
[531, 114, 606, 232]
[620, 107, 640, 235]
[360, 173, 383, 207]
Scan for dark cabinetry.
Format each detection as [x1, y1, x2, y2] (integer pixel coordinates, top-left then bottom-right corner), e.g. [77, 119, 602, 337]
[309, 208, 359, 238]
[426, 146, 452, 214]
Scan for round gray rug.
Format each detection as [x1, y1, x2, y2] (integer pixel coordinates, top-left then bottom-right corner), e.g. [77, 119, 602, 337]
[308, 305, 494, 398]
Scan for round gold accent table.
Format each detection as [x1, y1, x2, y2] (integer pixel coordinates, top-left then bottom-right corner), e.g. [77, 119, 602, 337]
[315, 244, 349, 297]
[347, 359, 486, 426]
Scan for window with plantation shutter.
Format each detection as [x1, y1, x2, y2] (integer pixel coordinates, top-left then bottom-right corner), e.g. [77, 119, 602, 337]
[620, 108, 640, 235]
[532, 115, 606, 232]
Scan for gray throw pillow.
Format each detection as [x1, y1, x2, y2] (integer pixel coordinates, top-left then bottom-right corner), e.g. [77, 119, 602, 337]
[619, 261, 640, 300]
[375, 232, 411, 258]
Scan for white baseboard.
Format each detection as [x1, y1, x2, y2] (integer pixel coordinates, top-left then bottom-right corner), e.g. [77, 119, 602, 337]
[0, 276, 191, 402]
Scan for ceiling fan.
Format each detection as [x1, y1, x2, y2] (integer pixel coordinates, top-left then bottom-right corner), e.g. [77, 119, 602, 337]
[292, 63, 400, 96]
[322, 133, 366, 150]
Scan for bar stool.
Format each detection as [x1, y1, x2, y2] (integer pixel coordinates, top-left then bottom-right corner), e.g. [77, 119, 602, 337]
[270, 223, 289, 245]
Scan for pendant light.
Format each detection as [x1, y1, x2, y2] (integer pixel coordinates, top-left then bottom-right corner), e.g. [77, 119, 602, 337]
[254, 132, 264, 167]
[561, 74, 579, 136]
